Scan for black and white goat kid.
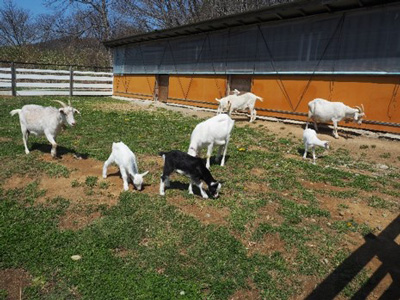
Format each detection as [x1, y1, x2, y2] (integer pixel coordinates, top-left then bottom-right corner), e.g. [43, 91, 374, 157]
[159, 150, 221, 199]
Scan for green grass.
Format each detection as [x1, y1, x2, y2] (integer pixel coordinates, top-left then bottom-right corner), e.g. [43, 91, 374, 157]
[1, 96, 399, 299]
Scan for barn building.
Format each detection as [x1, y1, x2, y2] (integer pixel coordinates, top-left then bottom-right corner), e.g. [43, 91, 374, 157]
[104, 0, 400, 134]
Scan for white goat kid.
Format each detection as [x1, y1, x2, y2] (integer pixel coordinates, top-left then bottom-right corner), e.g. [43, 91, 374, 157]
[10, 100, 80, 157]
[306, 98, 365, 139]
[303, 128, 329, 165]
[215, 89, 240, 114]
[227, 92, 263, 122]
[188, 114, 235, 169]
[103, 142, 149, 191]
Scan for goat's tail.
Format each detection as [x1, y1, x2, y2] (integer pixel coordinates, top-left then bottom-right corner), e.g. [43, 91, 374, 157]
[256, 96, 263, 102]
[10, 109, 21, 117]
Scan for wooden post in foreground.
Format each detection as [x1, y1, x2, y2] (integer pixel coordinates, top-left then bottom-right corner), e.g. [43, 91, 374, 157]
[69, 66, 74, 97]
[11, 62, 16, 97]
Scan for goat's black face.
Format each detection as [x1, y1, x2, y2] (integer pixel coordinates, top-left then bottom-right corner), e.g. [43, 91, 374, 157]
[209, 182, 221, 198]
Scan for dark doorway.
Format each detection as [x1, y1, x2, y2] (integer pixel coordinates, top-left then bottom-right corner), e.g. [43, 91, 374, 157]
[157, 75, 169, 102]
[230, 75, 252, 93]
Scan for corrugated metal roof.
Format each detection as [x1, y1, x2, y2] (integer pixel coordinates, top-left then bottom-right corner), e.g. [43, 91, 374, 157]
[103, 0, 398, 48]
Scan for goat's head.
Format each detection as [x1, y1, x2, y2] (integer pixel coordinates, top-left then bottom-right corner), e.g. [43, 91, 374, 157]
[232, 89, 240, 95]
[354, 104, 366, 125]
[133, 171, 149, 191]
[208, 181, 221, 198]
[53, 100, 80, 127]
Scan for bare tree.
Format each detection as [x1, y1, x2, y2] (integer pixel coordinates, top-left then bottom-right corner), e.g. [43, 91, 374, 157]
[0, 0, 39, 46]
[114, 0, 296, 31]
[45, 0, 113, 40]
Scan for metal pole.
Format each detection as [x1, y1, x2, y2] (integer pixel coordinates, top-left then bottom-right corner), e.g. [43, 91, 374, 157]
[11, 62, 16, 96]
[69, 66, 73, 97]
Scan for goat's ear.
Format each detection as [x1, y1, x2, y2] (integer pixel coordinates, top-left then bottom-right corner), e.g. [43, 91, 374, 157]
[59, 108, 66, 115]
[73, 109, 81, 115]
[140, 171, 149, 177]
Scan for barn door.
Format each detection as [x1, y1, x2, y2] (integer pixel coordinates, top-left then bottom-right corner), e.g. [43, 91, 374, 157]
[158, 75, 169, 102]
[230, 75, 252, 93]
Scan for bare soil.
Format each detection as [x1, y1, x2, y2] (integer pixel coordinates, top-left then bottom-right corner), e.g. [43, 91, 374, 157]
[0, 269, 31, 300]
[2, 99, 399, 300]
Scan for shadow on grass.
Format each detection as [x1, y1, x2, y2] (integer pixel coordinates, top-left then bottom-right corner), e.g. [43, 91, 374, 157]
[206, 155, 231, 167]
[306, 215, 400, 300]
[31, 143, 89, 159]
[163, 180, 207, 198]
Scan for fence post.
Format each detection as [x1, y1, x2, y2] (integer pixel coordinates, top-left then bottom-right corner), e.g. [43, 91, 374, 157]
[69, 66, 73, 97]
[11, 62, 16, 96]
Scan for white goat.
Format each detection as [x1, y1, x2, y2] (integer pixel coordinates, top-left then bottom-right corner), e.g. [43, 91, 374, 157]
[188, 114, 235, 169]
[10, 100, 80, 157]
[103, 142, 149, 191]
[215, 89, 240, 114]
[303, 128, 329, 165]
[306, 98, 365, 139]
[227, 92, 263, 122]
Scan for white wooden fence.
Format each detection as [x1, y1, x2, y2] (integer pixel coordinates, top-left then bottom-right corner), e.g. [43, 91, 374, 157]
[0, 65, 113, 96]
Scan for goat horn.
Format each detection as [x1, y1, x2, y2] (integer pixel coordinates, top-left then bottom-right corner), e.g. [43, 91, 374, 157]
[53, 100, 67, 107]
[361, 104, 366, 117]
[68, 99, 72, 106]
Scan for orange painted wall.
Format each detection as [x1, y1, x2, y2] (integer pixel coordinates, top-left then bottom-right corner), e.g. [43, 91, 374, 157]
[252, 75, 400, 134]
[167, 75, 226, 109]
[113, 74, 400, 134]
[113, 75, 155, 100]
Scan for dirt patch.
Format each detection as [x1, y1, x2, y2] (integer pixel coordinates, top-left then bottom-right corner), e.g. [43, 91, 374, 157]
[246, 232, 286, 257]
[2, 154, 123, 230]
[58, 210, 102, 231]
[250, 167, 265, 178]
[0, 269, 31, 300]
[167, 196, 230, 226]
[229, 279, 261, 300]
[0, 137, 12, 142]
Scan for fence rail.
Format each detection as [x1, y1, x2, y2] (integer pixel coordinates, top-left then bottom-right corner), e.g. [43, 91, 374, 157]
[0, 63, 113, 96]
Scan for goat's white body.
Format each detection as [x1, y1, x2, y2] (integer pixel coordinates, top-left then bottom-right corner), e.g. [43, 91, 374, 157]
[228, 92, 263, 122]
[188, 114, 235, 169]
[103, 142, 148, 191]
[306, 98, 364, 138]
[10, 103, 79, 157]
[303, 128, 329, 164]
